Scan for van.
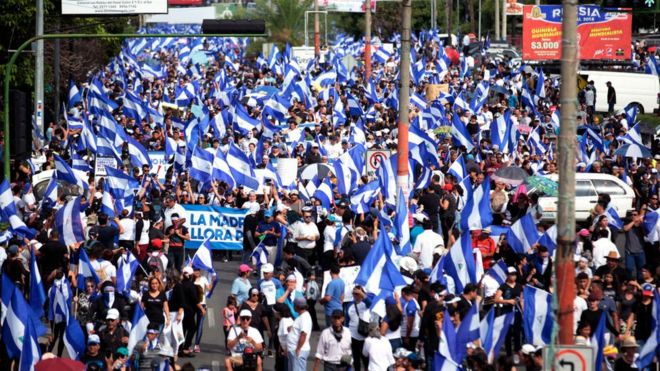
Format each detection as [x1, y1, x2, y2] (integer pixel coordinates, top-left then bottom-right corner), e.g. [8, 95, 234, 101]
[533, 173, 635, 223]
[32, 169, 87, 201]
[580, 70, 660, 114]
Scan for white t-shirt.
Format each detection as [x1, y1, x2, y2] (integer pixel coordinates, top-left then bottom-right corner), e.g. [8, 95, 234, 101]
[286, 310, 312, 352]
[278, 317, 294, 352]
[363, 336, 394, 371]
[260, 279, 278, 305]
[227, 325, 264, 357]
[164, 203, 186, 229]
[138, 219, 151, 245]
[91, 259, 116, 283]
[413, 229, 445, 270]
[194, 276, 210, 306]
[573, 296, 588, 332]
[118, 218, 135, 241]
[295, 222, 320, 250]
[347, 301, 368, 341]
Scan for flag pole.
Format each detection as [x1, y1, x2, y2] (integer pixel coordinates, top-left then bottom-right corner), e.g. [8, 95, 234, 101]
[556, 0, 578, 346]
[364, 0, 372, 80]
[396, 0, 412, 199]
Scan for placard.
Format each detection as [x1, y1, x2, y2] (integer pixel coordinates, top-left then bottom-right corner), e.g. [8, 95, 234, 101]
[95, 156, 117, 176]
[277, 158, 299, 187]
[321, 265, 361, 302]
[148, 151, 168, 181]
[183, 205, 248, 250]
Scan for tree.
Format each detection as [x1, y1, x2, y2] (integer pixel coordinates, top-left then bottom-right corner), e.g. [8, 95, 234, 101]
[255, 0, 314, 45]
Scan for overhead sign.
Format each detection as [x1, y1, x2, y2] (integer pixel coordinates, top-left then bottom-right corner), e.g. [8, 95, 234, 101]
[62, 0, 167, 15]
[522, 5, 632, 61]
[366, 149, 391, 176]
[543, 346, 594, 371]
[292, 46, 316, 68]
[321, 0, 375, 13]
[145, 6, 216, 24]
[505, 0, 524, 15]
[183, 205, 248, 250]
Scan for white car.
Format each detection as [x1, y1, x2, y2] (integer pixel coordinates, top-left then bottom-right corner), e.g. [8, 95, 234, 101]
[534, 173, 635, 223]
[32, 169, 87, 201]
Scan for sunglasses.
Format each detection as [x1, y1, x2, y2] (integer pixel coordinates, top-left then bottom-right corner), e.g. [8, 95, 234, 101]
[240, 316, 251, 321]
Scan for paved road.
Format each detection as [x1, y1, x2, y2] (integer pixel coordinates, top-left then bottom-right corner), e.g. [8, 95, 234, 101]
[184, 251, 324, 370]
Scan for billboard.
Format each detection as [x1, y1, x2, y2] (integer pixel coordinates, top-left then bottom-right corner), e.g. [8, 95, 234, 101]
[505, 0, 524, 16]
[62, 0, 167, 15]
[321, 0, 375, 13]
[522, 5, 632, 61]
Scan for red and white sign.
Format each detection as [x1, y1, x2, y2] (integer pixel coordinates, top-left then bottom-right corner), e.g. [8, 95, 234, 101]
[366, 149, 391, 175]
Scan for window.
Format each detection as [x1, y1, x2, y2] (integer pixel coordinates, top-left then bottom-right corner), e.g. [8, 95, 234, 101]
[592, 179, 627, 196]
[576, 180, 596, 197]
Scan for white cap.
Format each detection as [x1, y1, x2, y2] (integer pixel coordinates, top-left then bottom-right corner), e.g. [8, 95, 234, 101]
[239, 309, 252, 318]
[521, 344, 537, 355]
[106, 308, 120, 320]
[261, 263, 274, 274]
[182, 266, 193, 275]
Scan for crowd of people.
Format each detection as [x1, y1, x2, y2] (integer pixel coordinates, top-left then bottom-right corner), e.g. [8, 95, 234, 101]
[1, 22, 659, 371]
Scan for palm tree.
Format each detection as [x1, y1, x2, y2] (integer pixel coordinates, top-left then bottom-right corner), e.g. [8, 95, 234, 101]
[255, 0, 313, 45]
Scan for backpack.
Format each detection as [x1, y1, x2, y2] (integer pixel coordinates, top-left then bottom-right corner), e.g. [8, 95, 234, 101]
[146, 252, 165, 274]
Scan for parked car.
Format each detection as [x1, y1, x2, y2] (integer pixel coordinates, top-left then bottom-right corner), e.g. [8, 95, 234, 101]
[532, 173, 635, 223]
[32, 169, 86, 201]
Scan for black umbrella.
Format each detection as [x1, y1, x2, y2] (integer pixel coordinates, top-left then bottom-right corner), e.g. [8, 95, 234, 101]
[492, 166, 528, 186]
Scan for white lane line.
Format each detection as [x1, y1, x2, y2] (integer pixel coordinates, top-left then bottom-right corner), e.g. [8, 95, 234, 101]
[211, 360, 220, 371]
[207, 307, 215, 328]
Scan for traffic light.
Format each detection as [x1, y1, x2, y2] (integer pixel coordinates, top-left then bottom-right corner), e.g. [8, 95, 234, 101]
[601, 0, 654, 8]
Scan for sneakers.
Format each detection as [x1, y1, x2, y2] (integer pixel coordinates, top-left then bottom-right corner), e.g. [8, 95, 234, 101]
[194, 345, 201, 353]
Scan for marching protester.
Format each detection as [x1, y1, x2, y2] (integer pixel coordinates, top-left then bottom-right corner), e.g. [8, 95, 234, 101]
[1, 16, 660, 371]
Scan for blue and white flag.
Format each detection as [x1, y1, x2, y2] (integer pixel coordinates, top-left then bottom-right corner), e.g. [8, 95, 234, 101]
[19, 309, 41, 371]
[624, 103, 638, 125]
[435, 309, 461, 371]
[313, 178, 334, 209]
[646, 54, 659, 76]
[605, 206, 624, 230]
[636, 289, 659, 369]
[77, 247, 100, 289]
[490, 110, 514, 153]
[460, 177, 492, 232]
[233, 104, 260, 135]
[313, 71, 337, 87]
[393, 189, 411, 255]
[591, 311, 607, 371]
[64, 315, 86, 360]
[47, 278, 71, 324]
[537, 225, 557, 255]
[55, 155, 88, 192]
[480, 308, 514, 363]
[117, 250, 139, 297]
[191, 238, 219, 297]
[189, 145, 214, 185]
[373, 47, 392, 64]
[68, 80, 82, 108]
[29, 248, 46, 318]
[455, 303, 480, 363]
[642, 209, 660, 243]
[523, 285, 553, 346]
[226, 143, 260, 191]
[447, 154, 467, 180]
[0, 180, 35, 238]
[251, 241, 269, 268]
[3, 283, 31, 358]
[486, 260, 509, 286]
[506, 213, 541, 254]
[349, 181, 381, 214]
[354, 227, 407, 317]
[444, 234, 477, 295]
[212, 148, 236, 188]
[127, 136, 152, 168]
[451, 112, 474, 151]
[127, 303, 150, 354]
[105, 166, 140, 201]
[55, 197, 85, 247]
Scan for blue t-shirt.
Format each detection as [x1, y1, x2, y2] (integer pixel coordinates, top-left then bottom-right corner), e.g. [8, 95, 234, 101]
[276, 287, 305, 318]
[256, 221, 281, 246]
[324, 277, 345, 316]
[231, 277, 252, 306]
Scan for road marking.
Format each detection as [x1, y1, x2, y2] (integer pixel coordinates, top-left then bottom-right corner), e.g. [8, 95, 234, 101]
[211, 360, 220, 371]
[207, 308, 215, 328]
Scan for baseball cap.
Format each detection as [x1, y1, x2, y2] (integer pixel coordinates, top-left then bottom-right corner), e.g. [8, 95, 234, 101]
[182, 266, 193, 275]
[507, 266, 517, 274]
[88, 334, 101, 345]
[642, 283, 654, 297]
[239, 264, 253, 273]
[106, 308, 120, 320]
[116, 347, 129, 357]
[261, 263, 274, 273]
[239, 309, 252, 318]
[521, 344, 536, 355]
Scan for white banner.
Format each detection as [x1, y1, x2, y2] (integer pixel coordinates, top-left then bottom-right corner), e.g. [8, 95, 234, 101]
[321, 0, 375, 13]
[62, 0, 167, 15]
[144, 6, 216, 24]
[321, 265, 361, 302]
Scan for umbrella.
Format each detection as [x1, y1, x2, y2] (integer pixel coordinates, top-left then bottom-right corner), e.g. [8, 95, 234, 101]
[524, 176, 558, 197]
[492, 166, 528, 186]
[614, 144, 652, 159]
[35, 358, 85, 371]
[299, 163, 334, 180]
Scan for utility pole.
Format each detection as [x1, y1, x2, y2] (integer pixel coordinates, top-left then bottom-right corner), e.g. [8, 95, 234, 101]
[502, 0, 507, 42]
[314, 0, 320, 57]
[478, 0, 482, 40]
[495, 0, 500, 40]
[431, 0, 436, 31]
[397, 0, 411, 197]
[54, 18, 61, 124]
[446, 0, 452, 36]
[35, 0, 44, 137]
[364, 0, 372, 80]
[556, 0, 578, 346]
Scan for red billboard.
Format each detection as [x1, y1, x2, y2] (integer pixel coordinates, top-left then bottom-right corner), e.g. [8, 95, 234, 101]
[522, 5, 632, 61]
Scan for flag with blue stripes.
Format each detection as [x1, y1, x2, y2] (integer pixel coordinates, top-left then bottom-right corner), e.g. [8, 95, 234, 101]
[56, 197, 85, 247]
[445, 234, 477, 295]
[434, 309, 461, 371]
[127, 302, 150, 354]
[394, 189, 411, 255]
[68, 80, 82, 107]
[605, 206, 624, 230]
[592, 311, 607, 371]
[47, 277, 71, 324]
[451, 112, 474, 151]
[460, 177, 492, 232]
[537, 225, 557, 255]
[448, 154, 467, 180]
[64, 314, 86, 360]
[29, 247, 46, 318]
[646, 54, 659, 76]
[192, 238, 219, 297]
[486, 260, 508, 286]
[19, 307, 41, 371]
[77, 247, 100, 289]
[506, 213, 541, 254]
[455, 303, 480, 363]
[0, 179, 35, 238]
[117, 250, 139, 297]
[523, 285, 553, 346]
[349, 181, 381, 214]
[480, 308, 514, 363]
[636, 289, 659, 369]
[55, 155, 89, 192]
[189, 145, 214, 185]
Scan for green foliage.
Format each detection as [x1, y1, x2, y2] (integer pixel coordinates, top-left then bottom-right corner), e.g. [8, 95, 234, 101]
[255, 0, 313, 45]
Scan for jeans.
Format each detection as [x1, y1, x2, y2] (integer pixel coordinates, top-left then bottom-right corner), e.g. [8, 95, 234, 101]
[351, 338, 368, 371]
[287, 349, 309, 371]
[625, 251, 646, 281]
[389, 337, 402, 352]
[168, 246, 184, 272]
[194, 305, 206, 346]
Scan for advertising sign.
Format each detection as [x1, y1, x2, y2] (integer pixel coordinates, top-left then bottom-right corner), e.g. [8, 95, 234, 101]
[182, 205, 248, 250]
[321, 0, 375, 13]
[62, 0, 167, 15]
[522, 5, 632, 61]
[505, 0, 524, 16]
